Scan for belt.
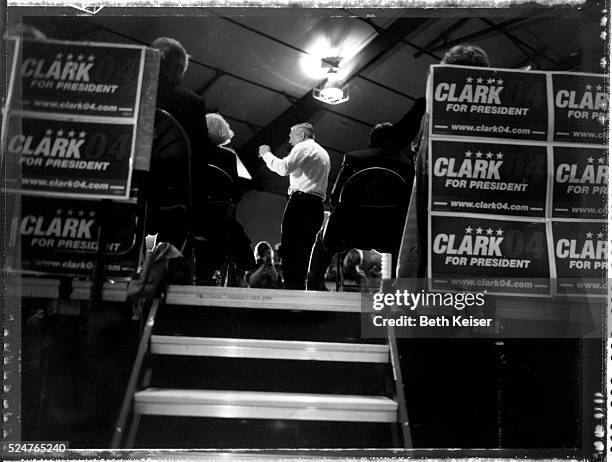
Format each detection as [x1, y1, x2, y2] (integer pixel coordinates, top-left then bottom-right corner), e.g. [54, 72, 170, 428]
[289, 191, 323, 201]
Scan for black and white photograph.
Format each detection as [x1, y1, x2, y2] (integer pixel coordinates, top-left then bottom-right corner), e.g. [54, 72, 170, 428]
[1, 0, 609, 460]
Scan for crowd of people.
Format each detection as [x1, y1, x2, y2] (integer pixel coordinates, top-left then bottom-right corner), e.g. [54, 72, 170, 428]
[147, 36, 490, 290]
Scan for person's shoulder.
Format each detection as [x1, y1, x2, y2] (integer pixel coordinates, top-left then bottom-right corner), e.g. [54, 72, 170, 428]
[383, 147, 412, 163]
[299, 139, 325, 154]
[346, 148, 379, 160]
[315, 140, 330, 154]
[172, 83, 200, 98]
[172, 84, 206, 107]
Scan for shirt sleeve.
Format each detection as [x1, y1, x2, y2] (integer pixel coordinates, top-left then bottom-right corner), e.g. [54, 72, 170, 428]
[262, 144, 308, 176]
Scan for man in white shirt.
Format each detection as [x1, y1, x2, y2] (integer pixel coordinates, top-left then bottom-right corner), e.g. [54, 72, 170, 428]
[259, 123, 331, 289]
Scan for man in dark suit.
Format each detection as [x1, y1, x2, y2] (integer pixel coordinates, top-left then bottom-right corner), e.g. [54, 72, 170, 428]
[306, 122, 415, 291]
[149, 37, 213, 249]
[328, 122, 415, 207]
[151, 37, 211, 163]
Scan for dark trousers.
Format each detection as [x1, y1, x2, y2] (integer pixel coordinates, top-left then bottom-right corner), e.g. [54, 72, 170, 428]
[281, 192, 324, 290]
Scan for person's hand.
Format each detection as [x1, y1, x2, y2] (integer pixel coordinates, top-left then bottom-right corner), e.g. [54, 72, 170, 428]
[258, 145, 271, 158]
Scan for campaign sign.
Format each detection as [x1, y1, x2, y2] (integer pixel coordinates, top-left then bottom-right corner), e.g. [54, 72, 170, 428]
[430, 140, 547, 217]
[552, 73, 608, 144]
[429, 215, 550, 295]
[552, 221, 607, 296]
[430, 65, 548, 141]
[15, 196, 140, 277]
[18, 40, 143, 118]
[6, 116, 134, 199]
[552, 146, 608, 218]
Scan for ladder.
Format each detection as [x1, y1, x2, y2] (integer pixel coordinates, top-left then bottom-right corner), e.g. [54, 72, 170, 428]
[110, 286, 411, 448]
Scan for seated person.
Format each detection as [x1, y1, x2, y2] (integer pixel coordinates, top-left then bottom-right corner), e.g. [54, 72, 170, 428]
[148, 37, 212, 249]
[306, 123, 414, 291]
[245, 241, 283, 289]
[206, 113, 240, 185]
[328, 122, 414, 206]
[193, 113, 255, 285]
[152, 37, 211, 165]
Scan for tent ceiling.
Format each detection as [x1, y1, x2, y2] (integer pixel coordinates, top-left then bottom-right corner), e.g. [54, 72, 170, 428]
[21, 3, 606, 196]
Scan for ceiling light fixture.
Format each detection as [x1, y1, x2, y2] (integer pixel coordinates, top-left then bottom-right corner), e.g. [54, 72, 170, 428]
[312, 57, 349, 105]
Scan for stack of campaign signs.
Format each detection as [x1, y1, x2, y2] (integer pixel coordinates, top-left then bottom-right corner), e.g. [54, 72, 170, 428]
[427, 65, 607, 298]
[2, 38, 157, 277]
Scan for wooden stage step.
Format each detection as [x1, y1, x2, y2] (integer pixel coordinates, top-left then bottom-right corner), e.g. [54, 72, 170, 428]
[26, 278, 363, 313]
[134, 389, 398, 423]
[150, 336, 389, 363]
[164, 286, 362, 312]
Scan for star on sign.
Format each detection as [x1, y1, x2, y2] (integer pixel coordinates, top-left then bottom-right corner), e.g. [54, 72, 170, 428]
[586, 232, 593, 239]
[45, 129, 53, 136]
[496, 152, 504, 159]
[598, 157, 605, 164]
[597, 232, 604, 239]
[67, 209, 73, 216]
[475, 151, 483, 158]
[55, 209, 62, 215]
[587, 156, 594, 163]
[78, 210, 85, 217]
[465, 150, 472, 158]
[596, 84, 602, 91]
[67, 53, 74, 60]
[486, 228, 493, 235]
[79, 131, 86, 138]
[486, 152, 493, 159]
[88, 55, 95, 61]
[56, 129, 64, 137]
[497, 78, 504, 85]
[465, 226, 473, 234]
[68, 130, 75, 138]
[476, 227, 483, 234]
[585, 84, 592, 91]
[476, 77, 484, 84]
[487, 78, 495, 84]
[55, 53, 62, 59]
[77, 54, 84, 61]
[466, 77, 473, 83]
[89, 211, 96, 217]
[496, 228, 503, 236]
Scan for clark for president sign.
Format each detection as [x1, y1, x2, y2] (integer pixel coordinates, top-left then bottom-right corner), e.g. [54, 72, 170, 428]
[430, 65, 548, 141]
[552, 146, 607, 218]
[17, 40, 143, 118]
[430, 139, 547, 217]
[6, 116, 134, 198]
[429, 215, 550, 295]
[15, 196, 140, 277]
[552, 221, 607, 296]
[552, 73, 608, 144]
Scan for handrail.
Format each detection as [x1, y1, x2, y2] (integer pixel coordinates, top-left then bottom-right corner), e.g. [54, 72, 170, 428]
[387, 324, 412, 448]
[111, 297, 161, 448]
